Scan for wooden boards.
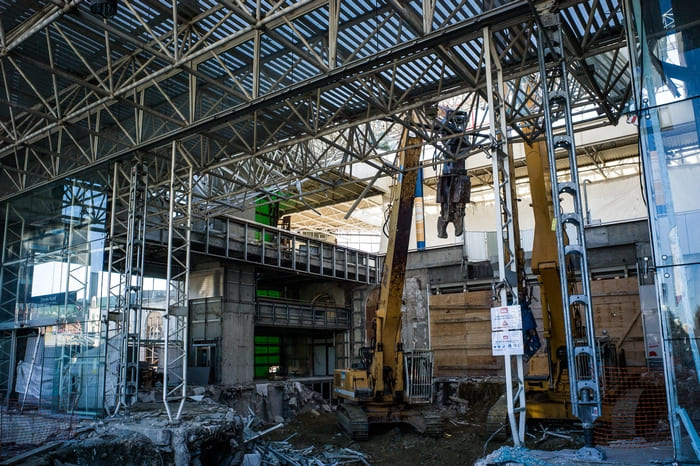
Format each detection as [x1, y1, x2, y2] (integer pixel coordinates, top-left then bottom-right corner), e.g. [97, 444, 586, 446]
[429, 277, 646, 378]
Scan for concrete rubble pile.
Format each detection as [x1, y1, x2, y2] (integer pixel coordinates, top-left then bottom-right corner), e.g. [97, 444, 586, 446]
[0, 382, 344, 465]
[243, 441, 369, 466]
[214, 380, 334, 424]
[242, 418, 369, 466]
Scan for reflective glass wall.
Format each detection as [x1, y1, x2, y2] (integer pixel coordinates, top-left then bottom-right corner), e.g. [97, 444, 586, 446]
[627, 0, 700, 461]
[0, 166, 110, 414]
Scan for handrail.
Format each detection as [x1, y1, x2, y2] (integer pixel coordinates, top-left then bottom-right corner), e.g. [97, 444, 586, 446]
[255, 299, 350, 329]
[176, 215, 381, 285]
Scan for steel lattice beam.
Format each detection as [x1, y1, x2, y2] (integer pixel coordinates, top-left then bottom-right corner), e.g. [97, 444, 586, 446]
[0, 0, 630, 218]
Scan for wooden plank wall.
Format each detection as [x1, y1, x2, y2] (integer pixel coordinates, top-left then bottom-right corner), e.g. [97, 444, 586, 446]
[429, 290, 502, 377]
[590, 277, 646, 365]
[429, 277, 646, 378]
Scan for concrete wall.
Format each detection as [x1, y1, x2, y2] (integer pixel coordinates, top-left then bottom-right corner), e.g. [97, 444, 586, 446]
[189, 263, 224, 299]
[296, 281, 349, 307]
[221, 264, 256, 385]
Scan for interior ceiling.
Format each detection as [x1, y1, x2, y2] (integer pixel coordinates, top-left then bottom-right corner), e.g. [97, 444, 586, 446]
[0, 0, 632, 227]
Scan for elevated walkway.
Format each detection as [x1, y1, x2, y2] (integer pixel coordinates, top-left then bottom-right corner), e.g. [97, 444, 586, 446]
[148, 215, 381, 285]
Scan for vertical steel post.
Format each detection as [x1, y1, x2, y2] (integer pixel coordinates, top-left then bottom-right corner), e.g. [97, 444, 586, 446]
[484, 26, 526, 447]
[163, 142, 192, 422]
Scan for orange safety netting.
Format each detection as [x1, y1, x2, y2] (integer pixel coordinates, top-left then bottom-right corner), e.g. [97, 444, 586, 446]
[593, 366, 671, 446]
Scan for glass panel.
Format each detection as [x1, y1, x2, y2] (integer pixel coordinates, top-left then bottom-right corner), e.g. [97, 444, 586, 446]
[0, 165, 111, 415]
[631, 2, 700, 459]
[655, 262, 700, 462]
[1, 174, 109, 325]
[637, 1, 700, 104]
[640, 100, 700, 266]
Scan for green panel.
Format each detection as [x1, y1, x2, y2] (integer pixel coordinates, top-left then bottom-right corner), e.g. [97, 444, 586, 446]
[254, 355, 281, 365]
[253, 334, 281, 378]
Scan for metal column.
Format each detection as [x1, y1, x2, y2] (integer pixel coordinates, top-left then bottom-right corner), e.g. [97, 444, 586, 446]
[103, 162, 147, 415]
[537, 14, 602, 450]
[0, 204, 24, 403]
[484, 27, 526, 447]
[163, 142, 192, 422]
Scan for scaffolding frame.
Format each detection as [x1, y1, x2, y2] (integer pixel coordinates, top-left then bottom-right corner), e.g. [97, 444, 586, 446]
[103, 161, 147, 415]
[0, 205, 24, 403]
[163, 142, 192, 422]
[537, 14, 602, 450]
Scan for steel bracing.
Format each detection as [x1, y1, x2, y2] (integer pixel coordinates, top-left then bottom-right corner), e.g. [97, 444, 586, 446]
[0, 0, 634, 421]
[0, 1, 630, 220]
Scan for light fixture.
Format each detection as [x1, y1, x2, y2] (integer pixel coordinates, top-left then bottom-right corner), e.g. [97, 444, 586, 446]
[90, 0, 118, 18]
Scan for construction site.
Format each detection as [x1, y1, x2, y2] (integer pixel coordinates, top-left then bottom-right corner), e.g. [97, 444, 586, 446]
[0, 0, 698, 464]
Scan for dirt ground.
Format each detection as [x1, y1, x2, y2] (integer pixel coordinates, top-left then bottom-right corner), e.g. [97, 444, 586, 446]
[267, 394, 582, 465]
[268, 410, 492, 465]
[4, 379, 584, 465]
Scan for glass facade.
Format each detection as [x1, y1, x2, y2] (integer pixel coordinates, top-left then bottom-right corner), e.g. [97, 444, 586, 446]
[628, 0, 700, 460]
[0, 167, 111, 414]
[0, 163, 174, 416]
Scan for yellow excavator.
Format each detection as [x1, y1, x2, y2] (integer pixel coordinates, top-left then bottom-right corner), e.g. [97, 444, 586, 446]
[332, 128, 441, 439]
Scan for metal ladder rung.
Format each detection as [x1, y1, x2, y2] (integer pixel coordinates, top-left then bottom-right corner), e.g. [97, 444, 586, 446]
[564, 244, 584, 256]
[569, 294, 590, 307]
[553, 135, 572, 150]
[558, 181, 577, 196]
[561, 212, 582, 226]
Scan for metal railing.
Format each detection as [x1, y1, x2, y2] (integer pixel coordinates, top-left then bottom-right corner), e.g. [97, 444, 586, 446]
[255, 298, 350, 329]
[404, 350, 433, 404]
[180, 216, 380, 285]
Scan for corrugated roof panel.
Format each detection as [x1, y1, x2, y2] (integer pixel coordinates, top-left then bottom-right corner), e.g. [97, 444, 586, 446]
[432, 0, 496, 28]
[451, 38, 485, 71]
[0, 0, 634, 204]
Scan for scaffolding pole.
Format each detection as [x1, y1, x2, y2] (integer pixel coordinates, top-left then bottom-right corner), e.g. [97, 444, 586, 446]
[484, 26, 526, 447]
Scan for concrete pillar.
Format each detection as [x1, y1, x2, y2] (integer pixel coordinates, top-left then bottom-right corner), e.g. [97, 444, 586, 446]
[350, 285, 376, 367]
[221, 264, 256, 385]
[401, 277, 430, 350]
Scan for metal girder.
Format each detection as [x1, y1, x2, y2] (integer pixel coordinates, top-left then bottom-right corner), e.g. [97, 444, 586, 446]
[0, 0, 630, 217]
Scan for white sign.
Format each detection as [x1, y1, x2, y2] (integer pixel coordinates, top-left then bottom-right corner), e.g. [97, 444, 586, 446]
[491, 329, 524, 356]
[490, 305, 522, 332]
